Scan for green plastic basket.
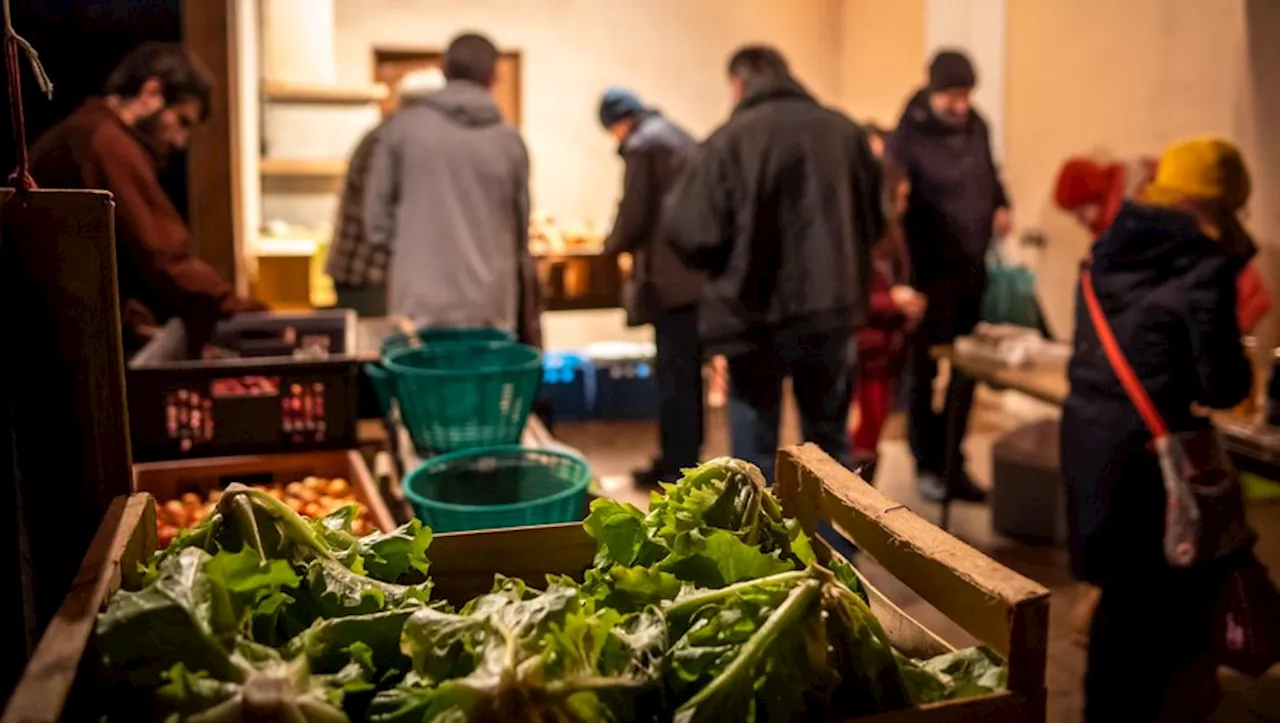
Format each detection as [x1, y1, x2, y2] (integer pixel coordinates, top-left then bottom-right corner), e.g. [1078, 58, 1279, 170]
[384, 342, 542, 454]
[403, 446, 592, 532]
[380, 327, 514, 356]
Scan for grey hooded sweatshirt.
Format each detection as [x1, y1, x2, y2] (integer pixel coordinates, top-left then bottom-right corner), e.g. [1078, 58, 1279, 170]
[364, 80, 530, 332]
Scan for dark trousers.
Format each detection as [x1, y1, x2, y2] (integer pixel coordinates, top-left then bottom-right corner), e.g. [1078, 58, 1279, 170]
[334, 284, 388, 317]
[1085, 567, 1224, 722]
[654, 305, 704, 471]
[906, 343, 978, 479]
[725, 331, 853, 482]
[906, 278, 983, 482]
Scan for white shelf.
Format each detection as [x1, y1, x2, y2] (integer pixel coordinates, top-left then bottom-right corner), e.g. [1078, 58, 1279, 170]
[261, 81, 387, 104]
[260, 158, 347, 178]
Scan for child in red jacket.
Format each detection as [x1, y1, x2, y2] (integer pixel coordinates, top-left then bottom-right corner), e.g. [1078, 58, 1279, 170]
[850, 240, 925, 479]
[850, 124, 926, 480]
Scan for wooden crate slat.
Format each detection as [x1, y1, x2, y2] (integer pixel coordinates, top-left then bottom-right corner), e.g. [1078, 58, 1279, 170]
[2, 494, 154, 723]
[132, 449, 396, 533]
[775, 444, 1051, 702]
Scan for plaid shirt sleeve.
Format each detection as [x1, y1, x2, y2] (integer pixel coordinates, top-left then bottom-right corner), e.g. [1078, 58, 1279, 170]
[325, 128, 390, 286]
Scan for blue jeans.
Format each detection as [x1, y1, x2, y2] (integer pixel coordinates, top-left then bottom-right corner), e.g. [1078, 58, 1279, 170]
[725, 331, 854, 483]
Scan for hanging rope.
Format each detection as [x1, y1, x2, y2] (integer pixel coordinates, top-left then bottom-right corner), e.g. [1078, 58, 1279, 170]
[3, 0, 53, 191]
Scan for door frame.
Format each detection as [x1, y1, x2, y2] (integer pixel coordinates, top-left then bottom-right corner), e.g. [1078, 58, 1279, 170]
[372, 47, 522, 126]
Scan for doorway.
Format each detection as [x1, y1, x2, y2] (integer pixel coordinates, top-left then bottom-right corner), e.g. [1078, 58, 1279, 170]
[372, 48, 522, 124]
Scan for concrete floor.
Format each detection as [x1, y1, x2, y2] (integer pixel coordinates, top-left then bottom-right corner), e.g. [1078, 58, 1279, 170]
[553, 388, 1280, 723]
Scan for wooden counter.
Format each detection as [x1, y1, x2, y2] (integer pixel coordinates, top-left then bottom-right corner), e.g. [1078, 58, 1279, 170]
[937, 345, 1280, 480]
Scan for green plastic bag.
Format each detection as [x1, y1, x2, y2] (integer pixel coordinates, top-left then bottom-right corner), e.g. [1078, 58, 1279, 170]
[981, 247, 1043, 329]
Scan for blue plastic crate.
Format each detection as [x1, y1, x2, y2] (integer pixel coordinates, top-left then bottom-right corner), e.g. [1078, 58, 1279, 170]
[541, 351, 595, 422]
[593, 356, 659, 420]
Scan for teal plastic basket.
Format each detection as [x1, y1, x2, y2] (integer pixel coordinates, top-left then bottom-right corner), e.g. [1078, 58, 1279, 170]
[384, 342, 541, 454]
[380, 327, 514, 356]
[403, 446, 592, 532]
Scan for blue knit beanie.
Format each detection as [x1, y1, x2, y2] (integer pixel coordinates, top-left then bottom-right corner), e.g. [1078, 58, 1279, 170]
[598, 88, 646, 129]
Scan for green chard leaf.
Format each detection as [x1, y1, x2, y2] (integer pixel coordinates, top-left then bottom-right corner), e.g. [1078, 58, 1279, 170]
[285, 608, 417, 676]
[580, 565, 686, 613]
[828, 557, 871, 606]
[381, 580, 666, 722]
[97, 548, 252, 688]
[358, 518, 434, 584]
[583, 499, 665, 569]
[671, 578, 829, 723]
[303, 558, 433, 619]
[909, 646, 1008, 702]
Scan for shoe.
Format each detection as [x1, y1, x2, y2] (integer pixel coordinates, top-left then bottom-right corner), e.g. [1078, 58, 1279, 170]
[917, 471, 947, 502]
[948, 472, 989, 503]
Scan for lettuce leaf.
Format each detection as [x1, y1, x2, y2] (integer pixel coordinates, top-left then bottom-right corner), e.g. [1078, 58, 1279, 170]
[582, 459, 817, 597]
[373, 580, 667, 722]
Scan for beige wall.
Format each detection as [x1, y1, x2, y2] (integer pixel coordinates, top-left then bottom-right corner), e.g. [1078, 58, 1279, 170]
[329, 0, 842, 225]
[837, 0, 925, 126]
[1005, 0, 1280, 343]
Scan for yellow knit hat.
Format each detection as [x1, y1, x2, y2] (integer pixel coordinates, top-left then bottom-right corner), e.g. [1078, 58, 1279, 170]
[1144, 136, 1251, 211]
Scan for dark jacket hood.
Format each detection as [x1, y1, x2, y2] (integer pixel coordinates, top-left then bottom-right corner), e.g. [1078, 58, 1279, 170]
[734, 76, 815, 114]
[1093, 202, 1233, 278]
[898, 88, 974, 137]
[416, 80, 503, 127]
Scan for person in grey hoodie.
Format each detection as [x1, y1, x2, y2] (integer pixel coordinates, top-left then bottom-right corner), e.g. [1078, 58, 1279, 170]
[364, 33, 535, 339]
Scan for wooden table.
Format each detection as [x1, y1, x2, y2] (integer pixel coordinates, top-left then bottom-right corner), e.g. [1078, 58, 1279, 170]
[932, 345, 1069, 406]
[934, 345, 1280, 527]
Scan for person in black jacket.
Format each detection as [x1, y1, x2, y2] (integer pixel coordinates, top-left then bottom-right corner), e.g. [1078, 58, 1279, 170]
[665, 45, 883, 481]
[886, 50, 1011, 504]
[599, 88, 704, 485]
[1063, 138, 1253, 722]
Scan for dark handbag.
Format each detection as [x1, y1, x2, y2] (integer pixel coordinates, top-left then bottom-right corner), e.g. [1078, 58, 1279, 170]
[1083, 265, 1280, 677]
[1214, 553, 1280, 677]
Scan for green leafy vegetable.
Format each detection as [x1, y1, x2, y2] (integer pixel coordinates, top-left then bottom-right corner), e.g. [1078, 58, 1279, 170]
[898, 646, 1008, 703]
[102, 457, 1010, 722]
[582, 458, 818, 598]
[665, 566, 911, 722]
[370, 579, 666, 722]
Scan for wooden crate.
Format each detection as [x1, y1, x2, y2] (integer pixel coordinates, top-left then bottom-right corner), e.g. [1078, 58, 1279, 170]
[132, 449, 397, 534]
[5, 444, 1049, 722]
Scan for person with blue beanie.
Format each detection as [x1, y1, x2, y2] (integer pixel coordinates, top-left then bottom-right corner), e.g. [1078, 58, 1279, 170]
[597, 87, 704, 486]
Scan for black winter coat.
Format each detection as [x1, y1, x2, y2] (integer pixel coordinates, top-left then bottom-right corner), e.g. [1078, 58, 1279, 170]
[1061, 202, 1250, 585]
[665, 78, 883, 356]
[605, 112, 703, 320]
[887, 90, 1007, 342]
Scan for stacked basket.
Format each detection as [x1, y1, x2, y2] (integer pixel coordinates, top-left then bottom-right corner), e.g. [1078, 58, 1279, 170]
[368, 327, 592, 533]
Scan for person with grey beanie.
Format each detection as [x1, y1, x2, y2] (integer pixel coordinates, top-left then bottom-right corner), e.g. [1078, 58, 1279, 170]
[598, 87, 704, 486]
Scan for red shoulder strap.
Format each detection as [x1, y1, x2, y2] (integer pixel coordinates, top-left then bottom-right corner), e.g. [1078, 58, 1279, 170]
[1081, 265, 1170, 439]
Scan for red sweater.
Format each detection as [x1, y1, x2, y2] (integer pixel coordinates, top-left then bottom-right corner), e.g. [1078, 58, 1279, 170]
[856, 258, 906, 378]
[30, 99, 258, 346]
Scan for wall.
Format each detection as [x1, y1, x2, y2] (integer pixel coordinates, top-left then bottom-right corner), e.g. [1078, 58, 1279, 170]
[1004, 0, 1279, 343]
[837, 0, 924, 126]
[327, 0, 843, 225]
[925, 0, 1005, 160]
